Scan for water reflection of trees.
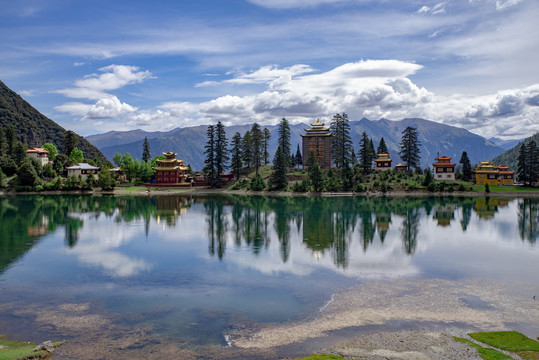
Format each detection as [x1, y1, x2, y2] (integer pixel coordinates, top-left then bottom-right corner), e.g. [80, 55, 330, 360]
[2, 194, 536, 273]
[518, 198, 539, 244]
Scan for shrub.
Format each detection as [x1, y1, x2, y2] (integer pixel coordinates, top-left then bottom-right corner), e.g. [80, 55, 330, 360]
[485, 183, 490, 193]
[355, 183, 366, 192]
[249, 174, 266, 191]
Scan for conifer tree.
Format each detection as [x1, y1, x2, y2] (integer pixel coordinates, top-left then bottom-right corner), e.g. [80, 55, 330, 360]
[358, 131, 372, 174]
[399, 126, 421, 171]
[278, 118, 291, 166]
[242, 130, 253, 169]
[368, 139, 376, 163]
[331, 113, 353, 168]
[204, 125, 216, 185]
[142, 137, 151, 163]
[295, 144, 302, 168]
[377, 137, 388, 154]
[230, 132, 243, 180]
[308, 152, 324, 192]
[269, 145, 288, 190]
[214, 121, 229, 186]
[519, 140, 539, 185]
[263, 128, 271, 166]
[459, 151, 472, 181]
[63, 130, 79, 156]
[250, 123, 264, 174]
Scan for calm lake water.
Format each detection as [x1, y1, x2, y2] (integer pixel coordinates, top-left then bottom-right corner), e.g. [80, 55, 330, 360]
[0, 194, 537, 358]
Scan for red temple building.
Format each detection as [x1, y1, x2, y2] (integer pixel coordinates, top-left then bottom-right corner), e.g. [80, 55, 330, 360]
[153, 152, 189, 184]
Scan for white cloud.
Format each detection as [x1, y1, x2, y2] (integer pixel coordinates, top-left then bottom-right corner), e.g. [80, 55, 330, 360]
[55, 96, 137, 120]
[495, 0, 523, 10]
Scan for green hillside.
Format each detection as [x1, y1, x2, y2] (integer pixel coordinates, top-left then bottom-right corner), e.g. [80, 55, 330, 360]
[0, 80, 106, 162]
[491, 133, 539, 170]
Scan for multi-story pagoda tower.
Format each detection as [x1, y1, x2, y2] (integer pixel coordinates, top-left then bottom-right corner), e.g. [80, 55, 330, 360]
[153, 152, 189, 184]
[301, 118, 333, 168]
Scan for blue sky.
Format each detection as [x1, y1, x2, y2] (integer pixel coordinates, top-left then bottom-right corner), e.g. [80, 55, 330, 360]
[1, 0, 538, 140]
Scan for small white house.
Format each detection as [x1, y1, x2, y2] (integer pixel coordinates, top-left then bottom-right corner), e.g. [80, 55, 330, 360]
[66, 163, 100, 179]
[26, 147, 50, 167]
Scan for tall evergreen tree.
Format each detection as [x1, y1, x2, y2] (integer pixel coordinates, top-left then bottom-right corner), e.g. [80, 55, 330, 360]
[269, 145, 288, 190]
[377, 137, 388, 154]
[517, 141, 539, 186]
[214, 121, 229, 186]
[250, 123, 264, 174]
[358, 131, 372, 174]
[308, 152, 324, 192]
[263, 128, 271, 166]
[295, 144, 302, 168]
[230, 132, 243, 180]
[63, 130, 79, 156]
[331, 113, 353, 168]
[368, 139, 376, 163]
[241, 130, 253, 169]
[399, 126, 421, 171]
[142, 137, 151, 163]
[204, 125, 216, 185]
[459, 151, 472, 181]
[278, 118, 291, 166]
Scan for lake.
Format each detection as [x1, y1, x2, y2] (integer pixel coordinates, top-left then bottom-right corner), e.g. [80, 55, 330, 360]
[0, 194, 537, 359]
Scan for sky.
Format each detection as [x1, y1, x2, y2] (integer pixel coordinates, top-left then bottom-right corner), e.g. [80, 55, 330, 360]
[1, 0, 538, 140]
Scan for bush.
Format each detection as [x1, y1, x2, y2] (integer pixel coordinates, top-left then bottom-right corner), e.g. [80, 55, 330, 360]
[98, 170, 117, 191]
[485, 183, 490, 193]
[232, 179, 249, 190]
[458, 183, 465, 191]
[249, 174, 266, 191]
[355, 183, 366, 192]
[427, 182, 436, 192]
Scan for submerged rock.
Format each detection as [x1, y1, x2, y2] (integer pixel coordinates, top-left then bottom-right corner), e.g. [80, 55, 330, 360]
[33, 340, 55, 353]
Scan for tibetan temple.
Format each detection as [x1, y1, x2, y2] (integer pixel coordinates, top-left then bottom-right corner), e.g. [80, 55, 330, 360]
[301, 118, 333, 168]
[153, 152, 189, 184]
[374, 153, 392, 171]
[432, 155, 456, 181]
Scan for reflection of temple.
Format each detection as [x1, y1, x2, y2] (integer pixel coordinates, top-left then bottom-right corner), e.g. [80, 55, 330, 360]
[27, 215, 49, 236]
[375, 212, 392, 242]
[433, 204, 455, 226]
[473, 198, 509, 220]
[154, 196, 190, 226]
[301, 119, 333, 169]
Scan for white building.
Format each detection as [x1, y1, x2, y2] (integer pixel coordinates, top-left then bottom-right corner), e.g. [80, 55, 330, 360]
[66, 163, 100, 179]
[26, 147, 50, 166]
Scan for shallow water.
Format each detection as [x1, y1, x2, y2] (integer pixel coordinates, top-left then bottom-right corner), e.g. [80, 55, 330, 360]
[0, 195, 537, 358]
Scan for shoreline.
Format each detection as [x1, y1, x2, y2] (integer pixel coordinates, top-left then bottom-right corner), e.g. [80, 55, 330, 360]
[1, 186, 539, 198]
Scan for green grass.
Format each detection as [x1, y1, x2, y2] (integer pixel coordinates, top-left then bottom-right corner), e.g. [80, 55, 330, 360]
[469, 331, 539, 352]
[472, 184, 539, 193]
[293, 355, 347, 360]
[0, 335, 63, 360]
[453, 336, 512, 360]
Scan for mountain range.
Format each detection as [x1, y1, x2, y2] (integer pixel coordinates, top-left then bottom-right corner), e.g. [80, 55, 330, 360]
[87, 118, 507, 171]
[0, 80, 105, 162]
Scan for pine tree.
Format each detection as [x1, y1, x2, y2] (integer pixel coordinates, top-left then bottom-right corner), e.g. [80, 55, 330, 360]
[214, 121, 229, 187]
[278, 118, 291, 166]
[269, 145, 288, 190]
[242, 130, 253, 169]
[368, 139, 376, 163]
[459, 151, 472, 181]
[517, 141, 538, 186]
[230, 132, 243, 180]
[358, 131, 372, 174]
[250, 123, 264, 174]
[263, 128, 271, 166]
[142, 137, 151, 163]
[63, 130, 79, 155]
[399, 126, 421, 171]
[377, 137, 388, 154]
[295, 144, 302, 168]
[331, 113, 353, 168]
[308, 152, 324, 192]
[528, 140, 539, 185]
[204, 125, 216, 185]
